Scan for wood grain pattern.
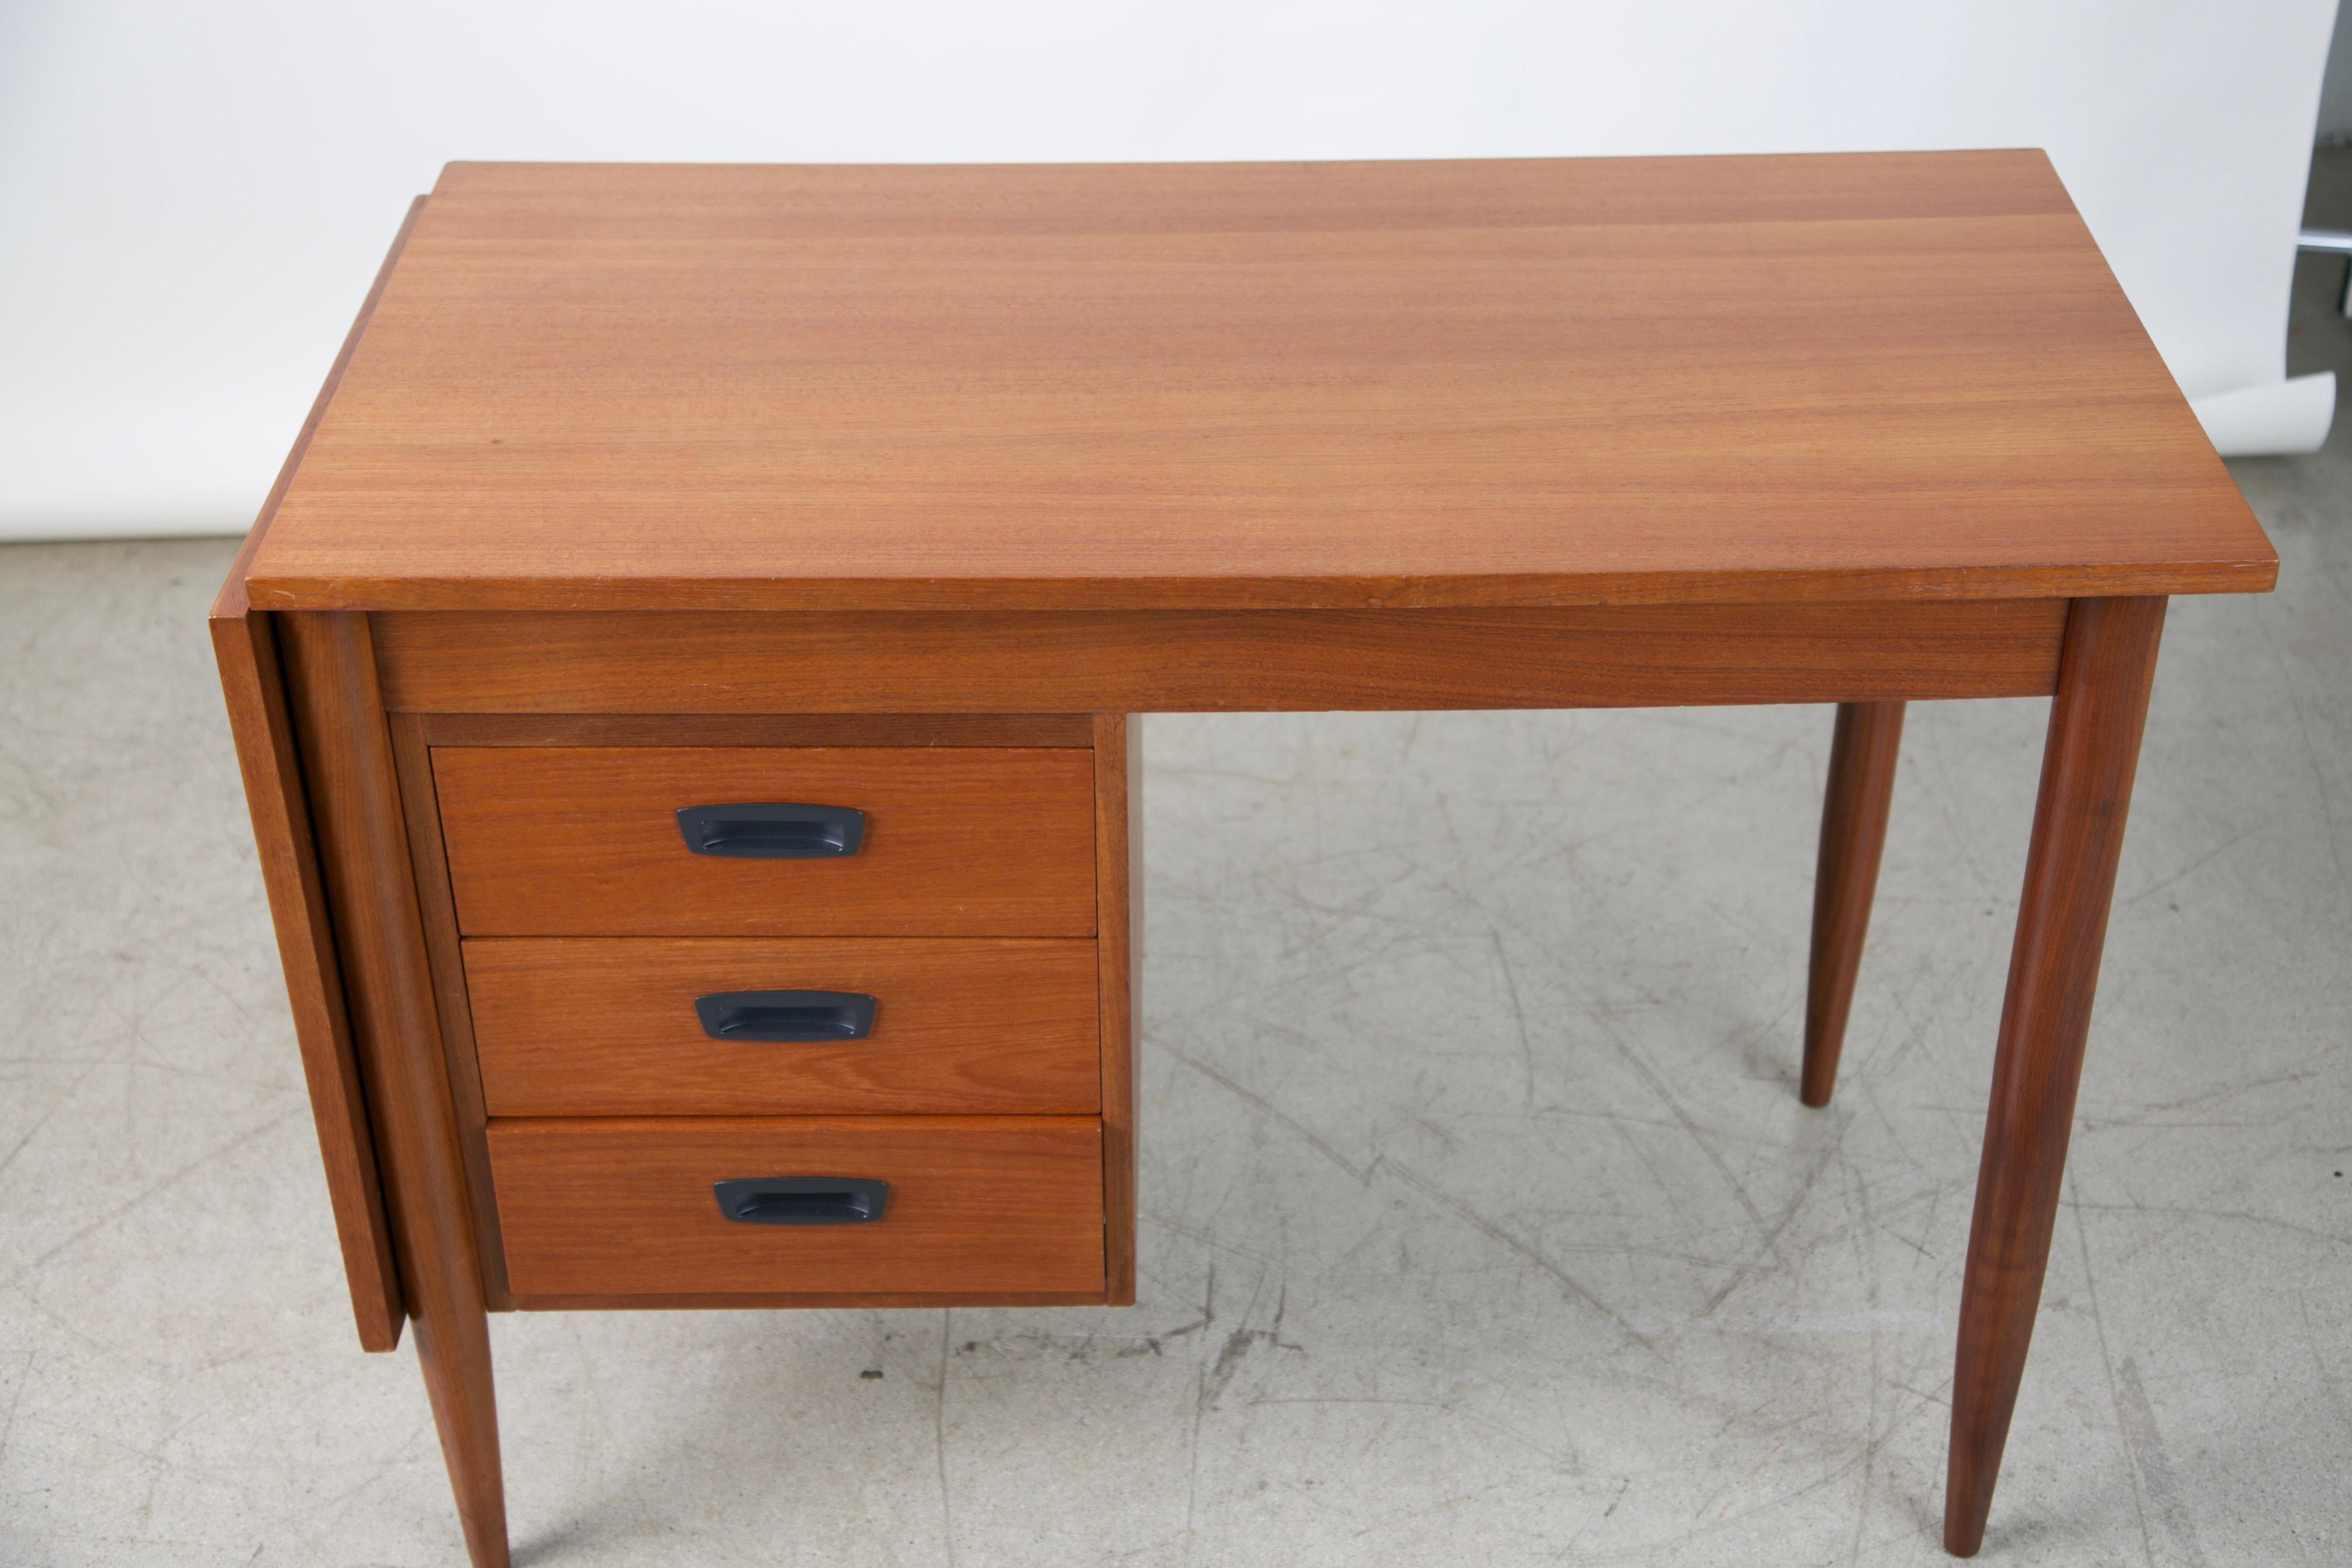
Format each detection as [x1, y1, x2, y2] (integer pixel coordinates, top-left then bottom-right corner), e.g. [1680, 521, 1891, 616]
[487, 1116, 1106, 1298]
[209, 613, 405, 1350]
[375, 601, 2068, 716]
[388, 715, 512, 1308]
[1801, 701, 1905, 1108]
[207, 198, 424, 1353]
[464, 937, 1100, 1116]
[432, 745, 1098, 937]
[417, 712, 1093, 748]
[1095, 715, 1140, 1304]
[280, 613, 507, 1567]
[242, 154, 2273, 614]
[1945, 597, 2166, 1557]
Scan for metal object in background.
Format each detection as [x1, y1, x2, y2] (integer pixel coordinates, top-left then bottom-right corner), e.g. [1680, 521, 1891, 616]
[2297, 227, 2352, 316]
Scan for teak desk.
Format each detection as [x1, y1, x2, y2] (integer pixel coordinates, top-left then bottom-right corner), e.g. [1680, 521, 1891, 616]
[212, 154, 2277, 1562]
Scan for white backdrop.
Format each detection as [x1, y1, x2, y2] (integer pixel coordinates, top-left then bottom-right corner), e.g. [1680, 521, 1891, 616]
[0, 0, 2338, 541]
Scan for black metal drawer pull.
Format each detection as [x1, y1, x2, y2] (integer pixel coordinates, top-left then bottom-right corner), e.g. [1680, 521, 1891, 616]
[675, 803, 864, 858]
[694, 990, 876, 1042]
[713, 1177, 888, 1225]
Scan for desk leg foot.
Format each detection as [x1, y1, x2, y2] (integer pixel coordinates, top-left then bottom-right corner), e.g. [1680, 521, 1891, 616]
[1802, 700, 1905, 1107]
[1944, 597, 2164, 1557]
[416, 1298, 508, 1568]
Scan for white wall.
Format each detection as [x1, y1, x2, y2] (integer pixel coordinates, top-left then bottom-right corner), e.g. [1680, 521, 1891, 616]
[0, 0, 2338, 541]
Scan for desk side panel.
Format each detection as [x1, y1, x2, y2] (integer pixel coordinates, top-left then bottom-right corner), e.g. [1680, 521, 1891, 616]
[210, 610, 405, 1351]
[203, 196, 425, 1353]
[1095, 713, 1139, 1304]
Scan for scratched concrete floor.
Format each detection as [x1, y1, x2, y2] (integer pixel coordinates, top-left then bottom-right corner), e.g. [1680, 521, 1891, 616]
[4, 325, 2352, 1568]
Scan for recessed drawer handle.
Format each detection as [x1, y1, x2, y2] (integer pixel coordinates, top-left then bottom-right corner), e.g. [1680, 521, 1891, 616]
[675, 803, 865, 858]
[713, 1176, 889, 1225]
[693, 990, 877, 1042]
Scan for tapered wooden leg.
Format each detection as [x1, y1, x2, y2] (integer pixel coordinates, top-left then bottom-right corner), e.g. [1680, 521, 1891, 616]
[283, 612, 510, 1566]
[1802, 700, 1905, 1107]
[414, 1295, 507, 1567]
[1944, 597, 2165, 1557]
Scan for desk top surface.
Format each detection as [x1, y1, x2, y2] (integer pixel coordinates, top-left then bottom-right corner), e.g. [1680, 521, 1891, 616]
[243, 153, 2275, 613]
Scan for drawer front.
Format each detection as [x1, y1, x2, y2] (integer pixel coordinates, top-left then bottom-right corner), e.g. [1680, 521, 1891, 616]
[487, 1116, 1105, 1298]
[432, 745, 1097, 936]
[465, 937, 1101, 1116]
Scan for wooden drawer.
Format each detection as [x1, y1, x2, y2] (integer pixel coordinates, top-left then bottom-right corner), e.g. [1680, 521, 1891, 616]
[464, 937, 1101, 1116]
[431, 745, 1097, 936]
[487, 1116, 1105, 1300]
